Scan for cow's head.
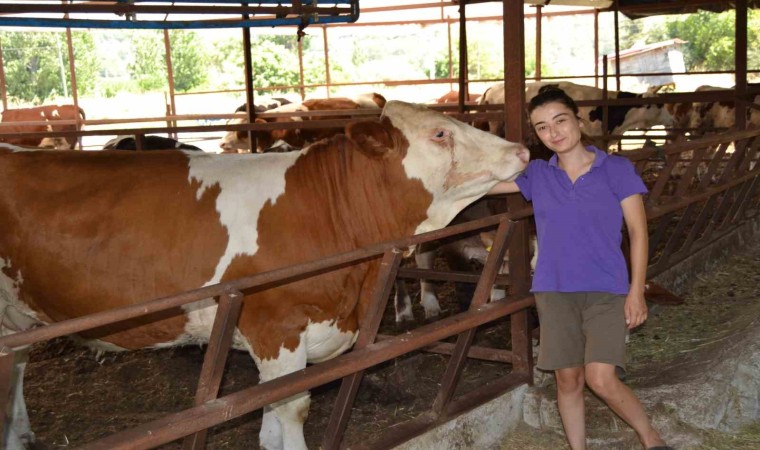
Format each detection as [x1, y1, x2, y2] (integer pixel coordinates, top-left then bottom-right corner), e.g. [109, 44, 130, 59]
[348, 101, 528, 233]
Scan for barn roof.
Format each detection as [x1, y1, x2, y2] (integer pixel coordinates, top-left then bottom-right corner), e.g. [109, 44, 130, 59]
[617, 0, 760, 19]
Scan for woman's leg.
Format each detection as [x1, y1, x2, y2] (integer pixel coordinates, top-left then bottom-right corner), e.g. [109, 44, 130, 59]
[556, 366, 587, 450]
[584, 362, 666, 448]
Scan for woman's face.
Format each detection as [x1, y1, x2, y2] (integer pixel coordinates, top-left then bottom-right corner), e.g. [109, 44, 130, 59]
[529, 101, 584, 155]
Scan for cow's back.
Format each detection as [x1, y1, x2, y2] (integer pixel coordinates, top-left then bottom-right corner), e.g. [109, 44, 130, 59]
[0, 150, 229, 348]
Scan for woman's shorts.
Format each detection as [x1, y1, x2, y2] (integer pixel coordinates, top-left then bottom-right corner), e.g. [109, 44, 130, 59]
[534, 291, 627, 371]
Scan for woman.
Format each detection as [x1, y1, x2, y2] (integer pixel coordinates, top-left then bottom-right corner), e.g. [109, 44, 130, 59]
[489, 85, 672, 450]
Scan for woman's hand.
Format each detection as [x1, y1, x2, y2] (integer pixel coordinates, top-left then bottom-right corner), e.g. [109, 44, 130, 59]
[624, 290, 648, 329]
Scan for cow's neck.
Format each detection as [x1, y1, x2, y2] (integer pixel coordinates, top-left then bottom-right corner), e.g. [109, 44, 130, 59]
[292, 137, 433, 249]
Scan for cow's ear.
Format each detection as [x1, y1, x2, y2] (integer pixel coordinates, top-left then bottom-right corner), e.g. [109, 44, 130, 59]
[346, 118, 398, 158]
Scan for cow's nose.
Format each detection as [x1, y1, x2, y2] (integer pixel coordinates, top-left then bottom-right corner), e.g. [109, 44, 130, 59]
[517, 145, 530, 164]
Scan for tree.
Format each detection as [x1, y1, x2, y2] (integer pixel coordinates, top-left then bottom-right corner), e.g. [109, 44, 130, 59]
[649, 10, 760, 71]
[128, 31, 167, 92]
[0, 30, 100, 104]
[127, 30, 208, 93]
[169, 31, 208, 92]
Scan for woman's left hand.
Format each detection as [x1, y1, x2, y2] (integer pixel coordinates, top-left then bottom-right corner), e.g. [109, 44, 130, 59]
[624, 292, 648, 329]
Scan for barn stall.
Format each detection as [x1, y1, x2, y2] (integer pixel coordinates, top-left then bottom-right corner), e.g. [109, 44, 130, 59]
[0, 1, 759, 449]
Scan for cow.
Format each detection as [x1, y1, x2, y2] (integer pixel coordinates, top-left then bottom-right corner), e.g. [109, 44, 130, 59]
[103, 135, 203, 151]
[235, 97, 293, 114]
[0, 100, 529, 450]
[668, 84, 760, 136]
[435, 90, 482, 104]
[0, 104, 85, 149]
[219, 93, 386, 154]
[393, 198, 538, 322]
[478, 81, 675, 147]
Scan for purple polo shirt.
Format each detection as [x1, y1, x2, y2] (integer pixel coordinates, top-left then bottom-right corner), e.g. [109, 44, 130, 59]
[515, 146, 647, 294]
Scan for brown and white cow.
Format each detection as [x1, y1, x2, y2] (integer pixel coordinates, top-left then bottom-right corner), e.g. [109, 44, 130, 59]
[435, 90, 481, 104]
[0, 104, 85, 149]
[219, 94, 386, 153]
[668, 85, 760, 136]
[478, 81, 674, 145]
[0, 101, 529, 450]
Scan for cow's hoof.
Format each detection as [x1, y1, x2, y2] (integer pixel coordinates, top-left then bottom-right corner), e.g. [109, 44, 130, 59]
[395, 309, 415, 322]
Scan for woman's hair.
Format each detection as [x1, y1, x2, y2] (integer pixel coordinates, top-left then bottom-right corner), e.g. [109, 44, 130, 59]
[527, 84, 579, 117]
[525, 84, 602, 152]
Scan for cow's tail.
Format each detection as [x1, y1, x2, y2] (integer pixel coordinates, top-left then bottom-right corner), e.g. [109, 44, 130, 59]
[78, 106, 86, 121]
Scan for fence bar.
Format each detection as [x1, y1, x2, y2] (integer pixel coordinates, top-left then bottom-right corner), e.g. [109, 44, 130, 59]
[322, 249, 404, 450]
[0, 348, 15, 450]
[431, 219, 513, 416]
[183, 290, 244, 450]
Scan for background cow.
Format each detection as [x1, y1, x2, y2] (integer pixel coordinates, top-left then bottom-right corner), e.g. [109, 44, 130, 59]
[0, 100, 528, 450]
[103, 135, 203, 151]
[235, 97, 292, 114]
[0, 104, 85, 149]
[668, 84, 760, 136]
[478, 81, 674, 148]
[219, 93, 386, 153]
[435, 90, 482, 104]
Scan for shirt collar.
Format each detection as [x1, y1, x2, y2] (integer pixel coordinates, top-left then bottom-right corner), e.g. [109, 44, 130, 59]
[548, 145, 607, 169]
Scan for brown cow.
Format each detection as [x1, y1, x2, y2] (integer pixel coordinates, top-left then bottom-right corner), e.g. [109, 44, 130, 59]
[0, 104, 85, 149]
[219, 93, 386, 153]
[435, 90, 481, 104]
[0, 100, 529, 449]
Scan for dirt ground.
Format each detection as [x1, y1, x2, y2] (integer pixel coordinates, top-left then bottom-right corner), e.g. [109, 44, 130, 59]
[20, 240, 760, 449]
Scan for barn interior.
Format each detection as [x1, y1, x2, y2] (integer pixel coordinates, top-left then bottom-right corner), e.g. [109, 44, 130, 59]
[0, 2, 758, 450]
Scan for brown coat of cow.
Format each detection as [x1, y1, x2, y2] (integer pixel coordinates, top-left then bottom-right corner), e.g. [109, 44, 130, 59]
[0, 104, 85, 149]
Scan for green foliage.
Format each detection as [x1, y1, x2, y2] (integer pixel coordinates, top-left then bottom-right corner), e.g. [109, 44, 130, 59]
[0, 30, 100, 104]
[127, 30, 208, 93]
[646, 10, 760, 71]
[128, 31, 167, 92]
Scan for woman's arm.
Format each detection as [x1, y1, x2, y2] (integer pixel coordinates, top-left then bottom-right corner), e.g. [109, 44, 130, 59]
[621, 193, 648, 329]
[488, 180, 521, 195]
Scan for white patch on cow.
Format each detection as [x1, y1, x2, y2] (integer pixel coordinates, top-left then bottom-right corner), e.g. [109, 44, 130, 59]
[303, 319, 357, 363]
[180, 152, 302, 346]
[0, 258, 42, 334]
[187, 152, 301, 280]
[255, 335, 310, 450]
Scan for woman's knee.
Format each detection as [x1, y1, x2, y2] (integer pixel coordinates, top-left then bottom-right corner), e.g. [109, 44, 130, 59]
[584, 364, 620, 396]
[555, 367, 585, 393]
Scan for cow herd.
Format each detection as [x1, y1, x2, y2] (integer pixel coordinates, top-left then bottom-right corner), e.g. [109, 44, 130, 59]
[1, 83, 757, 156]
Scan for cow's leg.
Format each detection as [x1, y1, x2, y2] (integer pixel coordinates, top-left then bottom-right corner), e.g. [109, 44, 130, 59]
[3, 346, 34, 450]
[255, 342, 309, 450]
[394, 279, 414, 322]
[415, 250, 441, 319]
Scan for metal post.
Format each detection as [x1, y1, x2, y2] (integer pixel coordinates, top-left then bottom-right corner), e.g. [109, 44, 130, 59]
[321, 26, 329, 97]
[457, 0, 467, 112]
[0, 36, 8, 111]
[535, 5, 542, 81]
[735, 0, 748, 129]
[503, 0, 526, 143]
[0, 348, 16, 450]
[163, 29, 178, 139]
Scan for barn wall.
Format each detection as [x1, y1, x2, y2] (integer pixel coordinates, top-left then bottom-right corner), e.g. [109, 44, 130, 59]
[394, 385, 528, 450]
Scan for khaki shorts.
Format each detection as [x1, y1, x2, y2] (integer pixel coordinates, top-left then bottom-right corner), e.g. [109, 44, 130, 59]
[534, 291, 627, 371]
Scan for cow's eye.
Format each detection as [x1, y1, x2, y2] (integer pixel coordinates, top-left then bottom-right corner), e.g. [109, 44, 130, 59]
[432, 129, 450, 141]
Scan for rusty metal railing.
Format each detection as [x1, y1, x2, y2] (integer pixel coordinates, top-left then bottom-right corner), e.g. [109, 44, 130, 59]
[0, 205, 535, 450]
[620, 128, 760, 277]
